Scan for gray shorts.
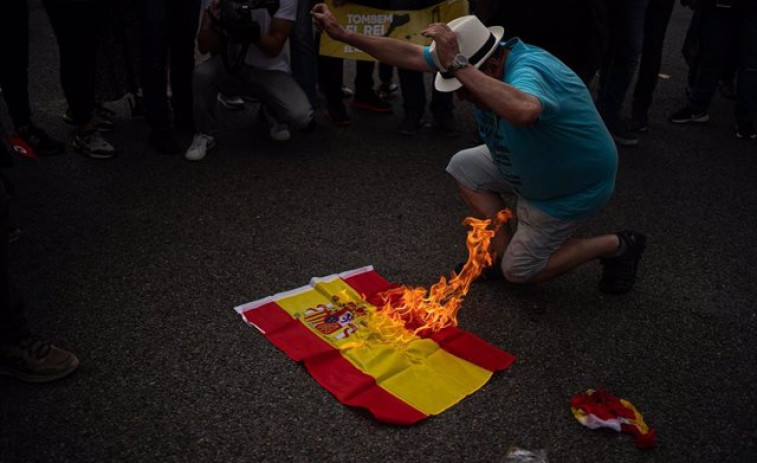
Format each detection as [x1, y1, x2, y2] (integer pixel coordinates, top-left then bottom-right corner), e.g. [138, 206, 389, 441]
[446, 144, 582, 282]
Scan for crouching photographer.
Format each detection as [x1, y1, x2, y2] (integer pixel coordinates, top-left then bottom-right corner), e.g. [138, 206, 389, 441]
[186, 0, 314, 161]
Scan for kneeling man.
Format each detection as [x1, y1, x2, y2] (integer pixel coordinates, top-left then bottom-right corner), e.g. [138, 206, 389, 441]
[312, 5, 646, 294]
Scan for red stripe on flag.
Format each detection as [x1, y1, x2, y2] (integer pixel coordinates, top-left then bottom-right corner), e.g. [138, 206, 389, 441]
[307, 349, 428, 426]
[343, 269, 516, 372]
[430, 326, 515, 372]
[243, 302, 332, 361]
[342, 269, 394, 297]
[240, 302, 427, 425]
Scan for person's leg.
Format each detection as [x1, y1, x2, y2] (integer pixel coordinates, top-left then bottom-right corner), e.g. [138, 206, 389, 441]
[290, 0, 318, 108]
[43, 0, 100, 126]
[235, 68, 314, 131]
[192, 56, 242, 136]
[0, 0, 32, 129]
[685, 3, 736, 114]
[734, 2, 757, 137]
[353, 60, 392, 112]
[430, 86, 457, 136]
[318, 55, 351, 125]
[446, 144, 517, 258]
[630, 0, 676, 131]
[597, 0, 649, 142]
[682, 9, 702, 90]
[141, 0, 171, 133]
[1, 0, 64, 155]
[43, 0, 113, 159]
[397, 68, 426, 134]
[168, 0, 201, 131]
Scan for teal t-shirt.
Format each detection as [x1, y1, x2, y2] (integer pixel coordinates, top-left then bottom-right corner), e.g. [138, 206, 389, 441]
[475, 38, 618, 221]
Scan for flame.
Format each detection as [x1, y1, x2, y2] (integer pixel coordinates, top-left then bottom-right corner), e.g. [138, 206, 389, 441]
[358, 209, 513, 346]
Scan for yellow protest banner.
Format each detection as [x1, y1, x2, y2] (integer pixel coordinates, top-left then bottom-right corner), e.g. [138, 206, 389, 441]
[319, 0, 470, 61]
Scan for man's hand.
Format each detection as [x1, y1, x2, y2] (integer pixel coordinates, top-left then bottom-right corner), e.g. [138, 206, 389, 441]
[311, 3, 349, 42]
[421, 22, 460, 70]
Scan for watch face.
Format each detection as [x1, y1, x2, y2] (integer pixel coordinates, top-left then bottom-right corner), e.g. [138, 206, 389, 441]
[453, 54, 469, 69]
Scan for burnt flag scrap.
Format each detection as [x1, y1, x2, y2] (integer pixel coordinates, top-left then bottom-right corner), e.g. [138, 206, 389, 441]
[234, 266, 515, 425]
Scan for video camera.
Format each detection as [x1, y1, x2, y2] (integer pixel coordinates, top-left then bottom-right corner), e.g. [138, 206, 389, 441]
[216, 0, 280, 44]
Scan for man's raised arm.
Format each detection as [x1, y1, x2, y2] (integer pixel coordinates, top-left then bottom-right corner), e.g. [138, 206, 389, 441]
[311, 3, 434, 72]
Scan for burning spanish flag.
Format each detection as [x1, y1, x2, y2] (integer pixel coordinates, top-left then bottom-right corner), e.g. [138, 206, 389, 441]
[235, 266, 514, 425]
[234, 214, 515, 425]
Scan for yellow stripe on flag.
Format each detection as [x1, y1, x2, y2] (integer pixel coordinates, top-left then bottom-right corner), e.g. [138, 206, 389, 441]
[275, 277, 493, 416]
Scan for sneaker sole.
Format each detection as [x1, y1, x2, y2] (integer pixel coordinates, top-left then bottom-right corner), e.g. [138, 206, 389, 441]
[72, 141, 116, 160]
[0, 356, 79, 383]
[669, 115, 709, 124]
[612, 136, 639, 147]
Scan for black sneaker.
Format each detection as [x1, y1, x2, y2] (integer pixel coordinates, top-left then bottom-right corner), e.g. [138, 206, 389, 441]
[630, 111, 648, 134]
[599, 230, 647, 295]
[669, 106, 709, 124]
[735, 120, 756, 140]
[0, 336, 79, 383]
[16, 125, 65, 156]
[433, 112, 459, 138]
[324, 102, 352, 127]
[352, 91, 393, 113]
[149, 129, 180, 154]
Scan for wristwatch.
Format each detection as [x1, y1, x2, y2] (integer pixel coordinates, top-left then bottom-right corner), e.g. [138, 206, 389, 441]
[448, 54, 470, 73]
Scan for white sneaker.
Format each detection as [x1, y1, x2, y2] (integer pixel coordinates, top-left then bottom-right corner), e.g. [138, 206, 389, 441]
[217, 93, 246, 110]
[261, 106, 291, 141]
[184, 133, 215, 161]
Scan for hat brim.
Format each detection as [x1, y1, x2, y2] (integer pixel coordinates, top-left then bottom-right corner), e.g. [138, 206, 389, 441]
[434, 26, 505, 93]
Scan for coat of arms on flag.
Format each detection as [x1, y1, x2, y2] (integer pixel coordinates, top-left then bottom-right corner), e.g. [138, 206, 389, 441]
[234, 211, 516, 425]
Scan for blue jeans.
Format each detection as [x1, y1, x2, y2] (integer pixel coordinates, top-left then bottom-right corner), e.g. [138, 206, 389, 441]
[597, 0, 649, 122]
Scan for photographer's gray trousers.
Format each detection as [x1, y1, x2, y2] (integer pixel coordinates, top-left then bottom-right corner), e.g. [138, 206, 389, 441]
[193, 55, 314, 134]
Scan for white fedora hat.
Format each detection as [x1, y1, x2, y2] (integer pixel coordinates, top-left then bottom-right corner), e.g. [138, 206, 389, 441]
[430, 15, 505, 93]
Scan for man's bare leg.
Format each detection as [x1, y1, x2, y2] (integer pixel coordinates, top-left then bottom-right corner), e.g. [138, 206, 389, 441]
[456, 182, 511, 258]
[526, 235, 620, 283]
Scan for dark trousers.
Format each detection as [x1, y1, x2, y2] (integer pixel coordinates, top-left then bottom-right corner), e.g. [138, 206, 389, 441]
[0, 0, 32, 129]
[318, 56, 377, 107]
[631, 0, 676, 116]
[41, 0, 101, 126]
[597, 0, 649, 121]
[290, 0, 318, 107]
[397, 69, 453, 119]
[0, 165, 29, 344]
[140, 0, 201, 132]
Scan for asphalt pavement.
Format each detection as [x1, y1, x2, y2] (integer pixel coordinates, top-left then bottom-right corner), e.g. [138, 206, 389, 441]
[1, 3, 756, 463]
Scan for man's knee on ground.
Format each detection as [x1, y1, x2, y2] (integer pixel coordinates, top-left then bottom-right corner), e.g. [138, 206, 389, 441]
[501, 257, 543, 284]
[288, 105, 314, 130]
